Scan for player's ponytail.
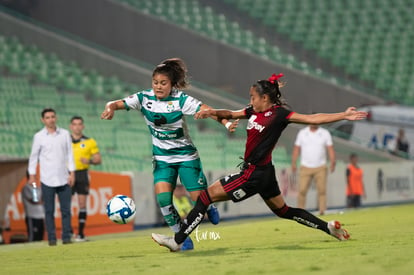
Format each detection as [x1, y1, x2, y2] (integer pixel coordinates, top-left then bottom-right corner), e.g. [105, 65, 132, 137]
[153, 58, 189, 89]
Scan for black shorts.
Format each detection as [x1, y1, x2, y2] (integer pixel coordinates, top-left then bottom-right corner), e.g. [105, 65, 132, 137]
[347, 195, 361, 208]
[72, 169, 90, 195]
[220, 163, 281, 202]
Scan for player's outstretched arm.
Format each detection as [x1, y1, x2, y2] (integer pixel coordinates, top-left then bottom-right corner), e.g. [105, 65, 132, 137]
[198, 104, 241, 133]
[289, 107, 368, 125]
[101, 100, 126, 120]
[195, 108, 246, 120]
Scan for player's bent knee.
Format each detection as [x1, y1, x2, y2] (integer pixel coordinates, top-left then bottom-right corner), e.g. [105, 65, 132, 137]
[208, 183, 229, 202]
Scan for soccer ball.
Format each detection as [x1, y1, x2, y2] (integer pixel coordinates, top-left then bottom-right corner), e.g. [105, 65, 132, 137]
[106, 195, 136, 224]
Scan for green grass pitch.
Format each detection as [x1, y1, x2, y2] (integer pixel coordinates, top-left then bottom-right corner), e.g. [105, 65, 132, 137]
[1, 204, 413, 274]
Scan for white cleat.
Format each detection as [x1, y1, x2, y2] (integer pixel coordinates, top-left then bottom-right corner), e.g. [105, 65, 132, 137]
[151, 233, 182, 252]
[328, 220, 350, 241]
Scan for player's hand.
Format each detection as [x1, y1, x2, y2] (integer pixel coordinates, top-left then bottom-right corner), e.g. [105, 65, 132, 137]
[344, 107, 368, 121]
[227, 119, 239, 133]
[101, 104, 115, 120]
[194, 109, 214, 119]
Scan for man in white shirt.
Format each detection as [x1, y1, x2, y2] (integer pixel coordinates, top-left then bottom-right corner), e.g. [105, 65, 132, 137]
[28, 108, 75, 246]
[291, 124, 336, 215]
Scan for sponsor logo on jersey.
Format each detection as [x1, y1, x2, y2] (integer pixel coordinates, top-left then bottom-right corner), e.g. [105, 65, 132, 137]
[152, 130, 177, 139]
[247, 115, 265, 132]
[232, 189, 246, 200]
[265, 111, 272, 117]
[153, 114, 167, 126]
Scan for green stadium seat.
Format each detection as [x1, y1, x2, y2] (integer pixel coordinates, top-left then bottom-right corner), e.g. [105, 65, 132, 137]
[114, 0, 312, 79]
[0, 25, 298, 172]
[221, 0, 414, 105]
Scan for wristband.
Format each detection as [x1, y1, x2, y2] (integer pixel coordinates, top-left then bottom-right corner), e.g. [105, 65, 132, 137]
[225, 122, 232, 129]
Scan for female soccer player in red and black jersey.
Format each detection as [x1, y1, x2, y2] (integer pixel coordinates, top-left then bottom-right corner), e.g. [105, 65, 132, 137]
[152, 73, 368, 252]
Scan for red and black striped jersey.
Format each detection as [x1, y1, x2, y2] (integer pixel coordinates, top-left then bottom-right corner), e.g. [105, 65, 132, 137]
[243, 105, 294, 166]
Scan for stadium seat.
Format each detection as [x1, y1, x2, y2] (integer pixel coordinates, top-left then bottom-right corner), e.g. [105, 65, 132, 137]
[223, 0, 414, 105]
[0, 25, 295, 172]
[115, 0, 314, 78]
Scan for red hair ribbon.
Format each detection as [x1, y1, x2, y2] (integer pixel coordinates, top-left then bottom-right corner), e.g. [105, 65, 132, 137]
[268, 73, 284, 84]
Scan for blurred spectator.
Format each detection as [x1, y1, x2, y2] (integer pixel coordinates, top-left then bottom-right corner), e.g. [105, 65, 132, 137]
[346, 153, 366, 208]
[377, 168, 384, 198]
[394, 128, 410, 159]
[291, 124, 336, 215]
[173, 184, 193, 219]
[22, 171, 45, 242]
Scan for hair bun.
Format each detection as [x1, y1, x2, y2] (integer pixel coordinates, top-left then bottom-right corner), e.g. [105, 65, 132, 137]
[268, 73, 284, 84]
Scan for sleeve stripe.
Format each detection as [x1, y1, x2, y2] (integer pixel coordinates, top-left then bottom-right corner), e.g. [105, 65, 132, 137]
[122, 100, 130, 111]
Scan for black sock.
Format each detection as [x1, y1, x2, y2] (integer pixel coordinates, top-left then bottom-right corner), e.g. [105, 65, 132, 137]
[272, 204, 329, 234]
[174, 190, 212, 244]
[78, 208, 87, 237]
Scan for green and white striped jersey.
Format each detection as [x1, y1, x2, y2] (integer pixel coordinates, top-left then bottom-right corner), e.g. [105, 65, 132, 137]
[123, 89, 202, 163]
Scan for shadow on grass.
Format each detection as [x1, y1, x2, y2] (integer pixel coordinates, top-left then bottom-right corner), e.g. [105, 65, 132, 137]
[180, 244, 323, 256]
[241, 240, 348, 252]
[230, 245, 324, 252]
[179, 247, 229, 257]
[168, 240, 347, 256]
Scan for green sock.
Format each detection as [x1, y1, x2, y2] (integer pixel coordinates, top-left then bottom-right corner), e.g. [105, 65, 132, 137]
[156, 192, 182, 233]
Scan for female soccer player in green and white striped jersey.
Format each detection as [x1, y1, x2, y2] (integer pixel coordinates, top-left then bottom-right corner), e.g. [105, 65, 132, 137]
[101, 58, 237, 250]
